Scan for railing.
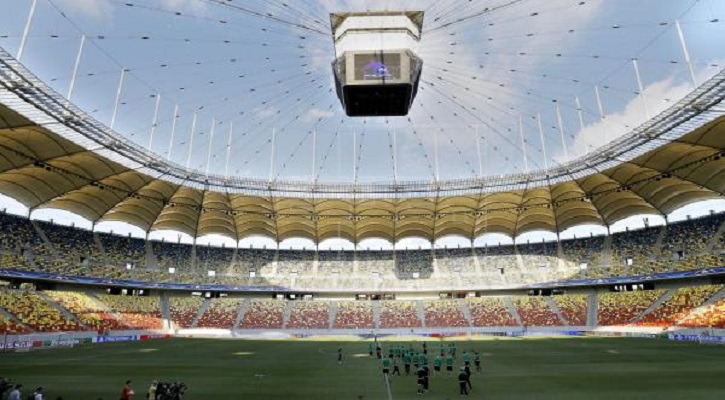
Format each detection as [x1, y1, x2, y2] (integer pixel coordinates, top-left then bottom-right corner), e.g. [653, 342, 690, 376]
[0, 47, 724, 198]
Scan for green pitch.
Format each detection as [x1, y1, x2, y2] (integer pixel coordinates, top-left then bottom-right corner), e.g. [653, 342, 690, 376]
[2, 336, 725, 399]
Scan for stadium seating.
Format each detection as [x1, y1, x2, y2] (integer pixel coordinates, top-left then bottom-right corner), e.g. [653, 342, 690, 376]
[423, 299, 468, 327]
[0, 289, 83, 332]
[552, 294, 588, 326]
[169, 296, 204, 329]
[196, 298, 240, 329]
[238, 300, 285, 329]
[98, 232, 146, 268]
[379, 300, 422, 328]
[46, 290, 128, 331]
[597, 290, 666, 326]
[0, 211, 724, 297]
[0, 312, 31, 334]
[514, 297, 561, 326]
[286, 301, 330, 329]
[36, 221, 101, 262]
[333, 301, 374, 329]
[635, 285, 723, 327]
[466, 297, 518, 327]
[97, 294, 163, 330]
[677, 297, 725, 329]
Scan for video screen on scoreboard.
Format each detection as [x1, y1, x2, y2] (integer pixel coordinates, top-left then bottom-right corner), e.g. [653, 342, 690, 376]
[354, 53, 402, 81]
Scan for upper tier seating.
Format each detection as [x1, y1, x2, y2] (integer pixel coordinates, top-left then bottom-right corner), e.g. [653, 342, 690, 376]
[0, 211, 723, 290]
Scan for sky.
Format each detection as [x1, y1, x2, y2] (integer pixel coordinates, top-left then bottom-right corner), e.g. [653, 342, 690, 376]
[0, 0, 724, 249]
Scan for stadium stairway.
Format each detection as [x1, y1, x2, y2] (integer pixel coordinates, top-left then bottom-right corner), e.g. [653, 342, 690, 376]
[190, 299, 210, 329]
[282, 301, 294, 329]
[631, 289, 676, 324]
[674, 285, 725, 325]
[545, 297, 568, 325]
[159, 294, 172, 330]
[92, 232, 107, 259]
[471, 247, 482, 274]
[190, 244, 198, 271]
[457, 298, 473, 327]
[650, 225, 669, 261]
[601, 235, 613, 270]
[145, 240, 157, 269]
[706, 218, 725, 253]
[31, 221, 56, 255]
[587, 293, 598, 326]
[0, 307, 33, 333]
[35, 291, 90, 330]
[504, 297, 523, 326]
[415, 300, 426, 328]
[372, 301, 381, 329]
[232, 299, 250, 331]
[328, 300, 338, 329]
[86, 292, 128, 326]
[311, 252, 319, 275]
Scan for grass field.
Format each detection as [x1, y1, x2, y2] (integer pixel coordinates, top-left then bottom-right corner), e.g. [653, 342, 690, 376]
[2, 336, 725, 399]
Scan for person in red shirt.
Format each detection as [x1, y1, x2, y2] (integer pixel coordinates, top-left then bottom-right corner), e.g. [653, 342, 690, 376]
[120, 381, 134, 400]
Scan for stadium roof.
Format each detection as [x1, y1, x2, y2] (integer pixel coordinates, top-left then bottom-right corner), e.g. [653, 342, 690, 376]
[1, 47, 724, 243]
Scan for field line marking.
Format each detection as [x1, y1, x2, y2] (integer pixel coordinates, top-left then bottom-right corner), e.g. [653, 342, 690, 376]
[384, 373, 393, 400]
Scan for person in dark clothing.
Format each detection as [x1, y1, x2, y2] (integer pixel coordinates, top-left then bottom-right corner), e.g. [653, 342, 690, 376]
[464, 364, 472, 390]
[423, 365, 430, 391]
[458, 367, 469, 396]
[416, 366, 426, 395]
[337, 347, 343, 365]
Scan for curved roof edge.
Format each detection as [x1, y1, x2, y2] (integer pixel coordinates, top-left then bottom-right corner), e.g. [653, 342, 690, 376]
[1, 48, 724, 198]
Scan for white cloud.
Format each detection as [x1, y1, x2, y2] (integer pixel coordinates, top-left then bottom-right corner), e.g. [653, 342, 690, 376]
[563, 60, 723, 162]
[161, 0, 206, 13]
[54, 0, 114, 21]
[565, 75, 692, 159]
[302, 107, 334, 123]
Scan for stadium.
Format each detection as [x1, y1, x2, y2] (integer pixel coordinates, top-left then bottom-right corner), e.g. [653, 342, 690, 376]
[0, 0, 725, 399]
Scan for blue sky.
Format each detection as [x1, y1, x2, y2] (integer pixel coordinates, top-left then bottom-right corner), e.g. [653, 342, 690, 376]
[0, 0, 724, 249]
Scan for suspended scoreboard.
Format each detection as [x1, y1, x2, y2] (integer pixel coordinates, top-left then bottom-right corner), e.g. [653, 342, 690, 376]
[330, 11, 424, 117]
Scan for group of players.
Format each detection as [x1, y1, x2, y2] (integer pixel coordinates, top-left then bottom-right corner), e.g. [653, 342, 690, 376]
[371, 341, 481, 396]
